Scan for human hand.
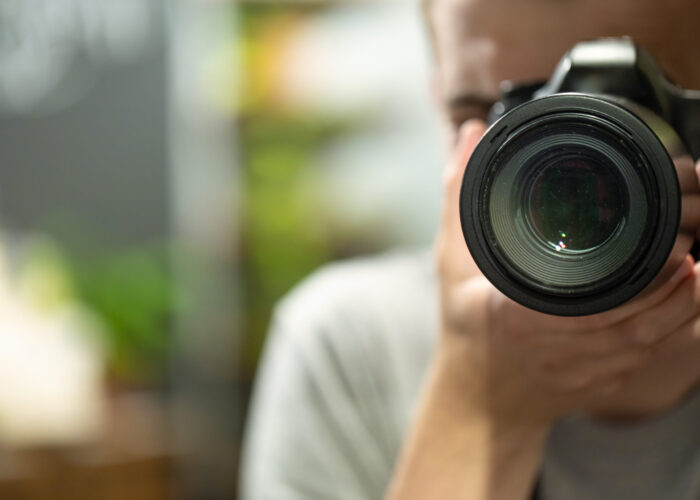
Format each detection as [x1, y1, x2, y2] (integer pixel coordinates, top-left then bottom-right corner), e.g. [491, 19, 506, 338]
[435, 120, 698, 427]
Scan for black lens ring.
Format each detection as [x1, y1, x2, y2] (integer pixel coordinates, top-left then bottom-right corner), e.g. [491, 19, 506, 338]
[459, 94, 681, 316]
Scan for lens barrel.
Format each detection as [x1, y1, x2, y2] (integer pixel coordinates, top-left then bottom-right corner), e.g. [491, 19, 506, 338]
[460, 94, 689, 315]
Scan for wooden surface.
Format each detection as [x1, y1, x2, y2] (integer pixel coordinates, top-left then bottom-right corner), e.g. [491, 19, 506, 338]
[0, 391, 176, 500]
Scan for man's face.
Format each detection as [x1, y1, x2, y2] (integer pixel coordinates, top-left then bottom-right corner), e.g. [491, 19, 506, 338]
[428, 0, 700, 415]
[427, 0, 700, 135]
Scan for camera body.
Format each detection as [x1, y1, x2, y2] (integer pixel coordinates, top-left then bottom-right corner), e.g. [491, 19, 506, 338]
[459, 38, 700, 316]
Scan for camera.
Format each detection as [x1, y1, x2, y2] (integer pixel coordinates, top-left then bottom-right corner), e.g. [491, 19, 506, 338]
[459, 38, 700, 316]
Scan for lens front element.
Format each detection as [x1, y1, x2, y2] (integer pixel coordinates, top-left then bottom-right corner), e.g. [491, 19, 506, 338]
[460, 94, 683, 316]
[485, 117, 650, 293]
[526, 156, 627, 254]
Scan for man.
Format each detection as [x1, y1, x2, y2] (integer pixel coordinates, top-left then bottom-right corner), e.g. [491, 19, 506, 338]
[241, 0, 700, 498]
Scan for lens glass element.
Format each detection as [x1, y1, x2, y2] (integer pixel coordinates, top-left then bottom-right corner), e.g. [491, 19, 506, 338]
[525, 157, 626, 253]
[485, 119, 649, 293]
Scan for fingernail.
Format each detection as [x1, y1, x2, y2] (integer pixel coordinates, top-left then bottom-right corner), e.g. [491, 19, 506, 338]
[458, 119, 477, 136]
[670, 257, 693, 284]
[458, 119, 484, 142]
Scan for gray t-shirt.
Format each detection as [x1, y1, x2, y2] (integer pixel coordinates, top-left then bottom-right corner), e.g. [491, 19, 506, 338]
[240, 250, 700, 500]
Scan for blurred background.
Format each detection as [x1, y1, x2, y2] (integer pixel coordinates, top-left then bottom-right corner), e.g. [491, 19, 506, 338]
[0, 0, 442, 498]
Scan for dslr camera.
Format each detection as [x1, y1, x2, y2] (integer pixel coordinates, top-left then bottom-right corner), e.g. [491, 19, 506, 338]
[460, 38, 700, 316]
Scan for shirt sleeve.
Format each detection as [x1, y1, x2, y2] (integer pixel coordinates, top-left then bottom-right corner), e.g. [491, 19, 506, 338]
[239, 298, 395, 500]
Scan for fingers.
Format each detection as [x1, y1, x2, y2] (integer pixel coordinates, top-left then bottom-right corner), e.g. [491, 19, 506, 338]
[532, 260, 698, 368]
[545, 348, 650, 393]
[502, 256, 693, 336]
[693, 158, 700, 240]
[675, 154, 698, 193]
[510, 261, 699, 397]
[680, 196, 700, 237]
[441, 120, 487, 229]
[436, 120, 488, 282]
[680, 156, 700, 246]
[648, 307, 700, 356]
[680, 185, 700, 223]
[566, 255, 695, 331]
[543, 326, 636, 359]
[614, 265, 700, 345]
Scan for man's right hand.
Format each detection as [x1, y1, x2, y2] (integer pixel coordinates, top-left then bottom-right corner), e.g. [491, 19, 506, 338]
[435, 119, 700, 427]
[387, 120, 700, 500]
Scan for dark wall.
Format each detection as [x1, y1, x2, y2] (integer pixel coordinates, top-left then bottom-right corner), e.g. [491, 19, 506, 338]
[0, 0, 168, 247]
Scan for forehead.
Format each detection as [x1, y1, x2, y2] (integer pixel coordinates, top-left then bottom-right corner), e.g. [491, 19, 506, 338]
[430, 0, 700, 102]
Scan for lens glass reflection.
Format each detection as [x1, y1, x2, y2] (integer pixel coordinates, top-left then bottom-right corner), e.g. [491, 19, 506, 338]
[486, 121, 647, 291]
[525, 158, 626, 253]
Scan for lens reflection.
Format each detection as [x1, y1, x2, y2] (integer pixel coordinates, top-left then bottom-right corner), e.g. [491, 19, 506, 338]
[486, 123, 645, 291]
[525, 158, 626, 253]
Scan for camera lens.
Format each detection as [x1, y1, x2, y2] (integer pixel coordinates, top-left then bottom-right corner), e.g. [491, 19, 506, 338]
[485, 119, 648, 292]
[525, 157, 626, 254]
[460, 94, 683, 315]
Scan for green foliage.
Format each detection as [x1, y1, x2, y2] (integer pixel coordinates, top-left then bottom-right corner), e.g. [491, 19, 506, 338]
[14, 233, 176, 385]
[66, 245, 175, 383]
[238, 5, 377, 372]
[240, 111, 360, 369]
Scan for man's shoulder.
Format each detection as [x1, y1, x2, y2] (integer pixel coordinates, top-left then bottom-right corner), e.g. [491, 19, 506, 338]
[242, 249, 438, 499]
[269, 247, 438, 401]
[266, 248, 438, 443]
[275, 247, 438, 341]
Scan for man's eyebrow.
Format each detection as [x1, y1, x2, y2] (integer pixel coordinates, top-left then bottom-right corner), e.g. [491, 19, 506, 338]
[446, 93, 498, 109]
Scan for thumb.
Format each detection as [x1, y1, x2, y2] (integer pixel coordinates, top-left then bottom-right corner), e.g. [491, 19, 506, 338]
[437, 119, 488, 281]
[442, 120, 488, 227]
